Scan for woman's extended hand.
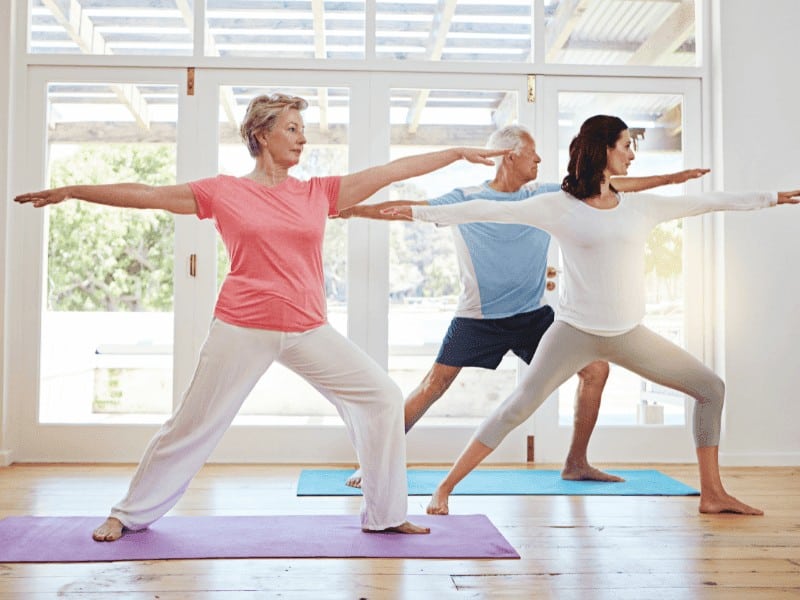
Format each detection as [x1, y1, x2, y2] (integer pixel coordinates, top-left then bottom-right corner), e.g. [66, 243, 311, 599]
[777, 190, 800, 204]
[14, 188, 71, 208]
[380, 206, 414, 220]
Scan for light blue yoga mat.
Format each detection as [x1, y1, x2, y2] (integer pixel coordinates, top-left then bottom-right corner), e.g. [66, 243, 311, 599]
[297, 469, 699, 496]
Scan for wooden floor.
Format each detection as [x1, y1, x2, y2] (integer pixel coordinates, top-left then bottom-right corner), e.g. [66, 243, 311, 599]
[0, 463, 798, 599]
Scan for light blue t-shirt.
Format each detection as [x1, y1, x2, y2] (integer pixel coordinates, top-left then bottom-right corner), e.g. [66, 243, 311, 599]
[429, 181, 560, 319]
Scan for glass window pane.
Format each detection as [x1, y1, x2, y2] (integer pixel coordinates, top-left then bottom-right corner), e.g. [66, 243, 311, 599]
[41, 81, 179, 423]
[377, 0, 532, 62]
[217, 85, 349, 421]
[205, 1, 365, 59]
[29, 0, 194, 56]
[388, 88, 521, 421]
[556, 90, 688, 426]
[544, 0, 698, 66]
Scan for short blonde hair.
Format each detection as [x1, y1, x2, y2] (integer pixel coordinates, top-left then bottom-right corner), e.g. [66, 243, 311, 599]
[240, 93, 309, 158]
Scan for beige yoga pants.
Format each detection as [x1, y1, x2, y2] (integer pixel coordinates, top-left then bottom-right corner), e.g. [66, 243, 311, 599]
[476, 321, 724, 449]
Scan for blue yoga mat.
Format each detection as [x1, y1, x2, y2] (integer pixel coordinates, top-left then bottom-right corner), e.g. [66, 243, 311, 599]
[297, 469, 699, 496]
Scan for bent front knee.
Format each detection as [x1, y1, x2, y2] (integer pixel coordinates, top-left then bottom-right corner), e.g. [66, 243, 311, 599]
[382, 379, 404, 404]
[578, 361, 610, 387]
[702, 375, 725, 407]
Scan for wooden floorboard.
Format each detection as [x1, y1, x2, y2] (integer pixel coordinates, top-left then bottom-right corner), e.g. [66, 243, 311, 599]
[1, 463, 798, 598]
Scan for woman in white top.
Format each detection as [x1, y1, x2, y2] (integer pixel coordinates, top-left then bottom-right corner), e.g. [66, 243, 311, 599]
[388, 114, 799, 517]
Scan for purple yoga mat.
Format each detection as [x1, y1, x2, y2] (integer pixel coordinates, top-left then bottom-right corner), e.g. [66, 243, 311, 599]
[0, 514, 519, 562]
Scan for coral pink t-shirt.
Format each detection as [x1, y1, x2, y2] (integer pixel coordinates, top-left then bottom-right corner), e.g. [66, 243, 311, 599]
[189, 174, 340, 332]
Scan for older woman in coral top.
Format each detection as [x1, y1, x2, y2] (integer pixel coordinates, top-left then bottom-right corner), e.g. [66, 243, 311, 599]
[15, 93, 507, 541]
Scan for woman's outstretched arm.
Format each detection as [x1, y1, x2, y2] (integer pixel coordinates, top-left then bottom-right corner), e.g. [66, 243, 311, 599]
[638, 189, 799, 224]
[336, 200, 430, 221]
[383, 191, 566, 230]
[336, 147, 508, 211]
[14, 182, 198, 215]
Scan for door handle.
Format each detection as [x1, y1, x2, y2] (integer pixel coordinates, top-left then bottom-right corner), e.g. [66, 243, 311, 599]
[546, 265, 558, 290]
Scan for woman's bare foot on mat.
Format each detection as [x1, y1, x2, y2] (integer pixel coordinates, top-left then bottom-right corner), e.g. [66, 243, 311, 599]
[426, 488, 451, 515]
[561, 462, 624, 482]
[699, 492, 763, 515]
[363, 521, 430, 534]
[345, 468, 362, 489]
[92, 517, 124, 541]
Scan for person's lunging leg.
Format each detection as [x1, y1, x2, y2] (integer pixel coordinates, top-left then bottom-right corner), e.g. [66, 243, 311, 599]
[346, 362, 461, 488]
[428, 323, 599, 514]
[94, 320, 279, 541]
[404, 363, 463, 431]
[426, 438, 493, 515]
[561, 360, 623, 482]
[695, 446, 761, 515]
[608, 325, 762, 515]
[282, 324, 428, 533]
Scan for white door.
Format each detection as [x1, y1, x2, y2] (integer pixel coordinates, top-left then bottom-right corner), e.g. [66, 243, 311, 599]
[370, 72, 539, 463]
[9, 66, 207, 461]
[531, 76, 705, 463]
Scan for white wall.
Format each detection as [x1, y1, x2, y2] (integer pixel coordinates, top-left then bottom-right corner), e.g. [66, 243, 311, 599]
[0, 0, 14, 466]
[714, 0, 800, 464]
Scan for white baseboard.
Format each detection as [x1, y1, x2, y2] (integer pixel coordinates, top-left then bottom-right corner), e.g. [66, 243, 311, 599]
[719, 451, 800, 467]
[0, 449, 13, 467]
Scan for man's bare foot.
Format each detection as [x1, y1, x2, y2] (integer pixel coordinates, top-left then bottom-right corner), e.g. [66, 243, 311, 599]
[363, 521, 430, 534]
[92, 517, 125, 541]
[561, 463, 624, 482]
[345, 468, 362, 489]
[699, 492, 764, 515]
[425, 488, 450, 515]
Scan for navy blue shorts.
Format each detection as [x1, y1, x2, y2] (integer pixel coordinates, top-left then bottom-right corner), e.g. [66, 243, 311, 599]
[435, 305, 555, 369]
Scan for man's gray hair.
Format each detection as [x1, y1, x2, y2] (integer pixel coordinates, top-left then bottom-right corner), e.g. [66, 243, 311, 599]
[486, 125, 532, 167]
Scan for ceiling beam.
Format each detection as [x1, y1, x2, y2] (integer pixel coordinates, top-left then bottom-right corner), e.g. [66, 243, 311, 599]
[545, 0, 592, 63]
[39, 0, 106, 54]
[407, 0, 458, 134]
[492, 92, 518, 130]
[627, 0, 695, 66]
[311, 0, 329, 132]
[41, 0, 151, 130]
[657, 102, 683, 136]
[173, 0, 238, 127]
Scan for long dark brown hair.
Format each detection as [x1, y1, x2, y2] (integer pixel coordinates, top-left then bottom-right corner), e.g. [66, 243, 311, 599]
[561, 115, 628, 200]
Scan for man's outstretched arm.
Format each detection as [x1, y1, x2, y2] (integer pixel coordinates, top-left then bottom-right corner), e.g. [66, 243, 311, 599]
[336, 200, 430, 220]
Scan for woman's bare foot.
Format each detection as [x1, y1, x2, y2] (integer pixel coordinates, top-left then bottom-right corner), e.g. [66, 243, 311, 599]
[561, 462, 624, 482]
[363, 521, 430, 534]
[345, 468, 362, 489]
[426, 488, 451, 515]
[92, 517, 125, 541]
[699, 492, 763, 515]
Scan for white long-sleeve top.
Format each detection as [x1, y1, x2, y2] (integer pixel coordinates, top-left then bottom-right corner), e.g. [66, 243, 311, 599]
[413, 190, 777, 335]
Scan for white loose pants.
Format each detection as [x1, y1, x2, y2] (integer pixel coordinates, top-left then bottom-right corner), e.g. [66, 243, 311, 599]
[110, 319, 409, 531]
